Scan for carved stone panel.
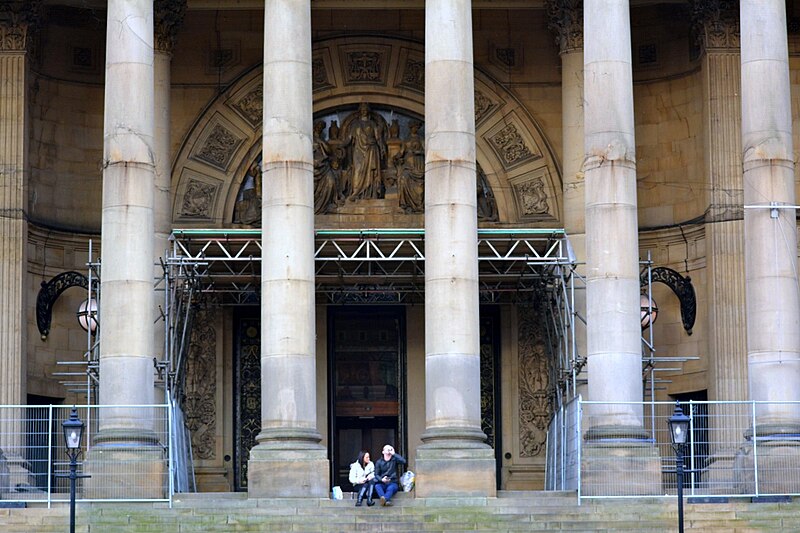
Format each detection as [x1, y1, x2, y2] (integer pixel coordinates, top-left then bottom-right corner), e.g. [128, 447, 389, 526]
[474, 90, 499, 126]
[396, 48, 424, 93]
[177, 170, 222, 222]
[517, 305, 551, 458]
[234, 316, 261, 491]
[486, 122, 540, 170]
[312, 48, 336, 92]
[510, 168, 556, 222]
[183, 305, 218, 461]
[339, 45, 390, 86]
[229, 84, 263, 130]
[190, 117, 245, 171]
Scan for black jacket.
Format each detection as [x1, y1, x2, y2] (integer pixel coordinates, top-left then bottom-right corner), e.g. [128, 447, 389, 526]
[373, 453, 406, 484]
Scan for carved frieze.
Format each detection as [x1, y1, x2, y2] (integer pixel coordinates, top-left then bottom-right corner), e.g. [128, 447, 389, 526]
[0, 0, 42, 52]
[181, 179, 217, 219]
[230, 85, 263, 129]
[232, 103, 501, 223]
[545, 0, 584, 54]
[487, 123, 539, 169]
[154, 0, 187, 54]
[517, 305, 551, 458]
[691, 0, 739, 50]
[192, 122, 244, 171]
[183, 305, 218, 461]
[514, 177, 550, 217]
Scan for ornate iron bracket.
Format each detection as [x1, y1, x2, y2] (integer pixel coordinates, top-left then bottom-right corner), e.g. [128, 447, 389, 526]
[640, 267, 696, 335]
[36, 271, 88, 340]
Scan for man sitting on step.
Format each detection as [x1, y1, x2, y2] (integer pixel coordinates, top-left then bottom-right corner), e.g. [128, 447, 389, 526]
[372, 444, 406, 507]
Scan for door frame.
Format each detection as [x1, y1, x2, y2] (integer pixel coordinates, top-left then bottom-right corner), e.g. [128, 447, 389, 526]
[326, 305, 408, 488]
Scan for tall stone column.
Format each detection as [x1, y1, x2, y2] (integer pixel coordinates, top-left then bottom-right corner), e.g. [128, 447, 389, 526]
[738, 0, 800, 493]
[692, 1, 745, 489]
[581, 0, 660, 495]
[248, 0, 328, 498]
[415, 0, 496, 498]
[547, 0, 586, 399]
[153, 0, 186, 383]
[0, 0, 38, 492]
[86, 0, 162, 499]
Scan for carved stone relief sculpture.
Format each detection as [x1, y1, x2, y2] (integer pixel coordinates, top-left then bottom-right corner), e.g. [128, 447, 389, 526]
[232, 103, 500, 222]
[517, 305, 551, 458]
[183, 305, 218, 461]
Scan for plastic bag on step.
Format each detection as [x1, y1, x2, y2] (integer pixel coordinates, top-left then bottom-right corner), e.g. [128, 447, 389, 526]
[400, 470, 415, 492]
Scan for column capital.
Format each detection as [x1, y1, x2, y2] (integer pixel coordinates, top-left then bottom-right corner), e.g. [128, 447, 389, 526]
[0, 0, 42, 53]
[691, 0, 740, 52]
[154, 0, 187, 54]
[545, 0, 583, 55]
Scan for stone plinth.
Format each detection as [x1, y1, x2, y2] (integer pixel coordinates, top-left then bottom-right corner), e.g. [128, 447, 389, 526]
[84, 444, 166, 499]
[580, 430, 662, 497]
[734, 439, 800, 494]
[248, 445, 328, 498]
[415, 445, 496, 498]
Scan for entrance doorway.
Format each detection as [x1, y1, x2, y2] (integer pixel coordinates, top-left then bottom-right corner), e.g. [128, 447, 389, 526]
[328, 307, 406, 490]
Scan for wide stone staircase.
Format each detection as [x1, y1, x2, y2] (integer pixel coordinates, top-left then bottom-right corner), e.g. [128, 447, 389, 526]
[3, 491, 800, 532]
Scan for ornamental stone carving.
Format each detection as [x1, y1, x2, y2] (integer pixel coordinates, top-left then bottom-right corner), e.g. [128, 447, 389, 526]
[312, 56, 334, 92]
[0, 0, 42, 52]
[193, 123, 243, 171]
[515, 178, 549, 216]
[232, 103, 500, 221]
[474, 90, 499, 125]
[545, 0, 584, 54]
[154, 0, 187, 54]
[399, 57, 424, 93]
[691, 0, 739, 50]
[345, 51, 384, 84]
[181, 179, 217, 218]
[230, 86, 263, 129]
[518, 305, 551, 458]
[183, 305, 217, 461]
[488, 123, 538, 168]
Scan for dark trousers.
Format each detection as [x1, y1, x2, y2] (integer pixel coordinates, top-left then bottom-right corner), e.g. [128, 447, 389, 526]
[374, 481, 399, 501]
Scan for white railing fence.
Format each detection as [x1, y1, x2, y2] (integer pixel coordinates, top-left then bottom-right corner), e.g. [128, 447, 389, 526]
[0, 404, 172, 506]
[546, 399, 800, 500]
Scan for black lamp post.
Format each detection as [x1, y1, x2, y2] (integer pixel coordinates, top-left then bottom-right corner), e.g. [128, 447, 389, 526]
[59, 407, 88, 533]
[667, 401, 691, 533]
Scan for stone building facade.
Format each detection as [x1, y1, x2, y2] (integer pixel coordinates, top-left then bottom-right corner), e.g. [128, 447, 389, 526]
[2, 0, 800, 497]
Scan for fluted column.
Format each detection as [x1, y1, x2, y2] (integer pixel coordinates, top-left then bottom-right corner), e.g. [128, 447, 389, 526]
[741, 1, 800, 429]
[248, 0, 328, 498]
[547, 0, 586, 399]
[692, 1, 745, 489]
[581, 0, 660, 496]
[0, 1, 37, 491]
[97, 0, 156, 434]
[415, 0, 496, 498]
[153, 0, 186, 375]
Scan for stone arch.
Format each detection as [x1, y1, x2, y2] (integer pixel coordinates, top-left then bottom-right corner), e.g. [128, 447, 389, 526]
[171, 36, 562, 228]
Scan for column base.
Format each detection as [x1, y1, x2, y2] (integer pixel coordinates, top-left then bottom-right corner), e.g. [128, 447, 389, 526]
[581, 427, 662, 496]
[699, 451, 738, 495]
[84, 433, 166, 499]
[734, 437, 800, 494]
[0, 450, 9, 495]
[247, 443, 329, 498]
[414, 427, 496, 498]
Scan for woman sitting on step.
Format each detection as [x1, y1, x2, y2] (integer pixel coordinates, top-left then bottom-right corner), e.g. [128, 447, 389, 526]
[349, 450, 376, 507]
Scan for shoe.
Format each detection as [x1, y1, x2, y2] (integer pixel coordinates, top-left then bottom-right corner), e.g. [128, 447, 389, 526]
[355, 500, 362, 507]
[384, 500, 393, 507]
[380, 496, 386, 506]
[366, 500, 375, 507]
[356, 484, 367, 506]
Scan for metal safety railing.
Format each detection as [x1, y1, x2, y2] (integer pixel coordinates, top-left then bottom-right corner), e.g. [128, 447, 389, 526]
[546, 398, 800, 501]
[0, 404, 172, 506]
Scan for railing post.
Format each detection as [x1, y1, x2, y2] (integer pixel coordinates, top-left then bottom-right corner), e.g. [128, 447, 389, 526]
[752, 401, 759, 496]
[577, 396, 582, 504]
[689, 401, 696, 496]
[168, 401, 174, 508]
[47, 404, 53, 508]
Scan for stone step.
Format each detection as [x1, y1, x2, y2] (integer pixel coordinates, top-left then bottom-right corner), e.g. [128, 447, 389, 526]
[4, 492, 800, 532]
